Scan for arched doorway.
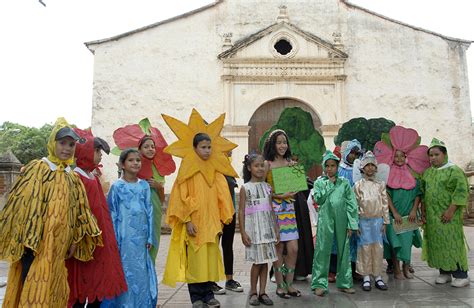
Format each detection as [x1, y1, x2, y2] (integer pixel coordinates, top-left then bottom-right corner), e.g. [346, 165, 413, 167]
[247, 98, 322, 153]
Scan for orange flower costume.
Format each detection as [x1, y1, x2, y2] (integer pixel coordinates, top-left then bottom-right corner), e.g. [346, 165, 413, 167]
[162, 109, 238, 286]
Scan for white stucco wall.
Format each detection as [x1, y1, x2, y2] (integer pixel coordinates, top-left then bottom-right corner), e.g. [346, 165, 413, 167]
[88, 0, 472, 190]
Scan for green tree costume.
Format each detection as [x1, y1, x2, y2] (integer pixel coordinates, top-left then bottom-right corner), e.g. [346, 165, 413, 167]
[311, 151, 359, 291]
[421, 139, 469, 272]
[150, 165, 165, 261]
[384, 181, 423, 263]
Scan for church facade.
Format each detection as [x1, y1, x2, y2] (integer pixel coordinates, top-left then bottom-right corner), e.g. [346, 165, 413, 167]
[86, 0, 472, 187]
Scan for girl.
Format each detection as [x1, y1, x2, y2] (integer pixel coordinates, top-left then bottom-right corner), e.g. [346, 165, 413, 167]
[66, 129, 127, 307]
[311, 150, 358, 296]
[0, 118, 102, 307]
[104, 148, 158, 307]
[353, 151, 390, 291]
[263, 129, 301, 298]
[138, 136, 166, 261]
[374, 125, 430, 279]
[239, 154, 279, 306]
[422, 138, 470, 287]
[112, 118, 176, 263]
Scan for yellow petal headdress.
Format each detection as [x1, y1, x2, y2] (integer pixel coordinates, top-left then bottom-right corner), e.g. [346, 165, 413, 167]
[162, 109, 238, 186]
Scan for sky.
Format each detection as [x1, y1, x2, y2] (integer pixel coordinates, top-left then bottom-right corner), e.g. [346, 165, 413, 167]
[1, 0, 473, 128]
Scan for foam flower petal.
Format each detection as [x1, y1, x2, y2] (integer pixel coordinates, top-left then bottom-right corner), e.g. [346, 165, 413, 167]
[389, 126, 418, 152]
[113, 124, 144, 149]
[406, 145, 430, 174]
[374, 141, 393, 165]
[387, 164, 417, 190]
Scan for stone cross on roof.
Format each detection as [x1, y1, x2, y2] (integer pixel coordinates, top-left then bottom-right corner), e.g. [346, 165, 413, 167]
[277, 5, 289, 23]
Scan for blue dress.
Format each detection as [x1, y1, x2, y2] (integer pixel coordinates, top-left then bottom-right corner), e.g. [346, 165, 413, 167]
[102, 179, 158, 308]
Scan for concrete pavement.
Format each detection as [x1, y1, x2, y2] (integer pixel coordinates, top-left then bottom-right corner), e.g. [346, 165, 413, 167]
[1, 227, 473, 307]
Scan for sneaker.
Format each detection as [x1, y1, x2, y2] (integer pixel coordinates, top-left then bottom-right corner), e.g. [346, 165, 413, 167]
[205, 298, 221, 307]
[225, 279, 244, 292]
[192, 300, 206, 308]
[435, 274, 452, 284]
[211, 283, 226, 295]
[294, 275, 307, 281]
[451, 278, 470, 288]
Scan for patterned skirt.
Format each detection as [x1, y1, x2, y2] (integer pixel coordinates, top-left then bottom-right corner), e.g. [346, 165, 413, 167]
[246, 243, 278, 264]
[272, 199, 299, 242]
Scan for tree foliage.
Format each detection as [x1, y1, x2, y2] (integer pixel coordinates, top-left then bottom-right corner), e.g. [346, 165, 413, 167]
[334, 117, 395, 151]
[259, 107, 326, 172]
[0, 122, 53, 164]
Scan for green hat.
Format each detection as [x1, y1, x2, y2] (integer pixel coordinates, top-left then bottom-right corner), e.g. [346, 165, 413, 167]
[428, 138, 446, 150]
[322, 150, 340, 167]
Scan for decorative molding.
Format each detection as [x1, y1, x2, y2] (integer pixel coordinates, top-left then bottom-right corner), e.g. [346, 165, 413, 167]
[269, 31, 299, 59]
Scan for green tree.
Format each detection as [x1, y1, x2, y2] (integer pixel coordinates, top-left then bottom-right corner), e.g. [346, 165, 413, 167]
[334, 117, 395, 151]
[259, 107, 326, 172]
[0, 122, 53, 164]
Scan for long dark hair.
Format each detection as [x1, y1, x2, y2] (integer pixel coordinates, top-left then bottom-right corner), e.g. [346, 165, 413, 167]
[242, 153, 264, 183]
[119, 148, 140, 165]
[263, 130, 292, 161]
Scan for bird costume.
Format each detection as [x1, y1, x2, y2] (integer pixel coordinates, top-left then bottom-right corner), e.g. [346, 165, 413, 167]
[162, 109, 237, 287]
[112, 118, 176, 262]
[66, 128, 127, 307]
[421, 138, 470, 273]
[0, 118, 102, 307]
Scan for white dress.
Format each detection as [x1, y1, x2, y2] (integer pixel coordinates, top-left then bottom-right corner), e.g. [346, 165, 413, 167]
[243, 182, 278, 264]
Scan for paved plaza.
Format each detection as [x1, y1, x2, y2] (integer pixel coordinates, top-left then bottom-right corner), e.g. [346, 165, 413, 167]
[0, 227, 473, 307]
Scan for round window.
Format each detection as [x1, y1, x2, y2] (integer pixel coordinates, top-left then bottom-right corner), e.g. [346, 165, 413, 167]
[274, 39, 292, 55]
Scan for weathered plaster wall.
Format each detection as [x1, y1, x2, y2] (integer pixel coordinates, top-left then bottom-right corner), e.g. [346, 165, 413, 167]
[89, 0, 472, 190]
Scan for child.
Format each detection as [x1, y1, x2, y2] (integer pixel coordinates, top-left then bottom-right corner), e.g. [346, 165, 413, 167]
[66, 129, 127, 307]
[103, 148, 158, 307]
[239, 154, 279, 306]
[112, 118, 176, 263]
[373, 126, 430, 280]
[422, 138, 470, 287]
[311, 150, 358, 296]
[212, 150, 243, 295]
[162, 109, 237, 308]
[0, 118, 102, 307]
[353, 151, 390, 291]
[263, 129, 301, 298]
[329, 139, 363, 282]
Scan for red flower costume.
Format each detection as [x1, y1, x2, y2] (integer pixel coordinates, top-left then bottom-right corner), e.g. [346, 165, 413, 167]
[66, 128, 127, 306]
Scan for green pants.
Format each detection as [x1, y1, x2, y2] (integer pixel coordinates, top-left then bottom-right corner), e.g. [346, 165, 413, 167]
[311, 215, 353, 290]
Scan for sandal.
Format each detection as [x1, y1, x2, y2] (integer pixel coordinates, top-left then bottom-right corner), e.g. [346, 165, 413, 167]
[361, 281, 371, 291]
[249, 293, 260, 306]
[275, 282, 290, 299]
[375, 279, 388, 291]
[286, 283, 302, 297]
[258, 293, 273, 306]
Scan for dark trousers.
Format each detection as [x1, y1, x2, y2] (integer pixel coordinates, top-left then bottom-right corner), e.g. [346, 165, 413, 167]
[221, 213, 236, 276]
[188, 282, 214, 303]
[21, 248, 35, 283]
[440, 264, 468, 279]
[72, 300, 101, 308]
[329, 254, 356, 275]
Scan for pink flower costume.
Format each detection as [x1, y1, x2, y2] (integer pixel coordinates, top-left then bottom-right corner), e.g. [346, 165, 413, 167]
[373, 126, 429, 265]
[373, 126, 430, 190]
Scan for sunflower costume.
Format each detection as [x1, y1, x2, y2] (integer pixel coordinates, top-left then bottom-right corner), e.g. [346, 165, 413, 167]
[0, 118, 102, 307]
[161, 109, 237, 288]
